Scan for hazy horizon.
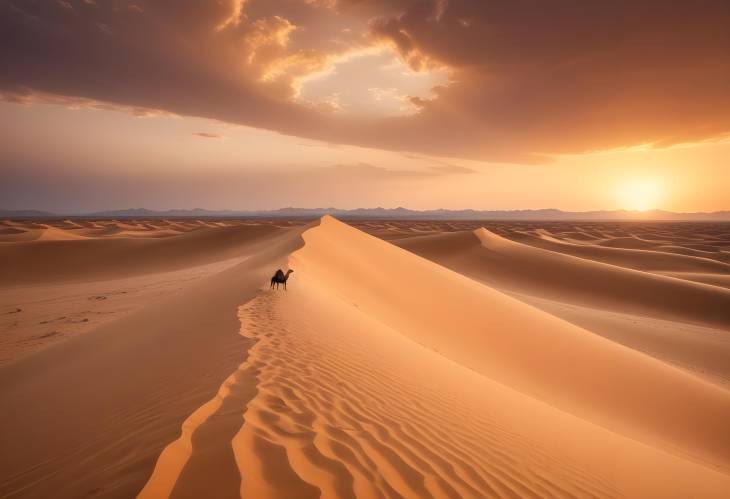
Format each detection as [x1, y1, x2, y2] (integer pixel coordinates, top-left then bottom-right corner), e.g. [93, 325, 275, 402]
[4, 205, 730, 216]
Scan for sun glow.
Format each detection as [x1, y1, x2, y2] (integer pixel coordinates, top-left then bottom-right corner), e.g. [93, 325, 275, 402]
[618, 178, 662, 212]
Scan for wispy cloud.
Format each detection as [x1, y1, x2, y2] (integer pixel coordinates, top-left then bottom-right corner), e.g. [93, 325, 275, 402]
[193, 132, 223, 139]
[326, 162, 475, 178]
[427, 164, 476, 175]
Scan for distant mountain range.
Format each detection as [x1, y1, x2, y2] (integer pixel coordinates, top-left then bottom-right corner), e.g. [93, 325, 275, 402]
[2, 207, 729, 221]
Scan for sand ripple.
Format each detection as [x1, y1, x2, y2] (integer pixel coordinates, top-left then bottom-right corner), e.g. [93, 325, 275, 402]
[139, 218, 730, 498]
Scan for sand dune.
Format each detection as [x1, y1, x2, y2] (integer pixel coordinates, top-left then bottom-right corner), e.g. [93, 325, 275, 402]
[0, 224, 90, 242]
[596, 236, 671, 249]
[0, 219, 216, 243]
[36, 225, 91, 241]
[292, 219, 730, 463]
[658, 271, 730, 289]
[0, 223, 290, 286]
[0, 257, 253, 365]
[394, 228, 730, 387]
[140, 216, 730, 498]
[0, 222, 308, 498]
[517, 230, 730, 272]
[654, 244, 730, 261]
[395, 228, 730, 330]
[2, 217, 729, 498]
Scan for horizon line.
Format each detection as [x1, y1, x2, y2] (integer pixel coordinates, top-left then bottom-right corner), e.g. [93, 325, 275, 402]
[2, 206, 729, 221]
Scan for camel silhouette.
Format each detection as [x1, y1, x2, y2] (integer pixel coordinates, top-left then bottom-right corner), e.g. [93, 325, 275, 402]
[270, 269, 294, 290]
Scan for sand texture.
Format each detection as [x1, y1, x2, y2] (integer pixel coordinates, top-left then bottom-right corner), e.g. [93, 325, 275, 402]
[1, 217, 729, 498]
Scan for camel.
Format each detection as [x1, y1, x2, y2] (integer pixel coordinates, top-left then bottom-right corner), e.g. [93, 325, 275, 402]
[270, 269, 294, 290]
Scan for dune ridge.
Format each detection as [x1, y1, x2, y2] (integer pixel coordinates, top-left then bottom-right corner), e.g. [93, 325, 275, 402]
[291, 218, 730, 466]
[392, 228, 730, 387]
[3, 217, 729, 498]
[0, 222, 290, 286]
[518, 230, 730, 272]
[141, 216, 730, 498]
[395, 228, 730, 330]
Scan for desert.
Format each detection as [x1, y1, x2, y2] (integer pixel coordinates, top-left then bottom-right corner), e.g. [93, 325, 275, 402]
[1, 216, 729, 498]
[5, 1, 730, 497]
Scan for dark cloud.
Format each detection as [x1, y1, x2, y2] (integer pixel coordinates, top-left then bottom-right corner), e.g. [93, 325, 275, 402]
[1, 0, 729, 162]
[193, 132, 222, 138]
[368, 0, 730, 158]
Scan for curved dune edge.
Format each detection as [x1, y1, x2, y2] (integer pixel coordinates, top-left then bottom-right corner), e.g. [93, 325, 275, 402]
[140, 216, 730, 498]
[232, 278, 730, 499]
[138, 304, 272, 499]
[0, 222, 311, 498]
[0, 222, 288, 286]
[137, 370, 240, 499]
[658, 271, 730, 290]
[395, 227, 730, 330]
[475, 226, 730, 328]
[392, 227, 730, 388]
[525, 228, 730, 270]
[141, 287, 730, 499]
[293, 218, 730, 467]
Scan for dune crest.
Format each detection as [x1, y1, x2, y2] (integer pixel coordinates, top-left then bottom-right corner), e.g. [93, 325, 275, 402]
[141, 216, 730, 498]
[392, 227, 730, 387]
[293, 218, 730, 466]
[395, 227, 730, 329]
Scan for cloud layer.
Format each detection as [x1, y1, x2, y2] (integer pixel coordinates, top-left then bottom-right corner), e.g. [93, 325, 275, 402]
[2, 0, 729, 162]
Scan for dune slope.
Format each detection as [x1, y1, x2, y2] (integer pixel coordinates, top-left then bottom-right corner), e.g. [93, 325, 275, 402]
[393, 229, 730, 386]
[0, 223, 286, 286]
[0, 225, 307, 498]
[513, 230, 730, 271]
[143, 216, 730, 498]
[291, 218, 730, 465]
[395, 229, 730, 330]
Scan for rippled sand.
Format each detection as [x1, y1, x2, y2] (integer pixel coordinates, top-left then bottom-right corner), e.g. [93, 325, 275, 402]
[1, 217, 729, 498]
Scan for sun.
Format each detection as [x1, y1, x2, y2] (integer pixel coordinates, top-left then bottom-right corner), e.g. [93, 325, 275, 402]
[618, 178, 662, 212]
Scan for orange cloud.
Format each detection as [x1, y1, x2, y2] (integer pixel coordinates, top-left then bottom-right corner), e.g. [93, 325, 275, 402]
[1, 0, 729, 163]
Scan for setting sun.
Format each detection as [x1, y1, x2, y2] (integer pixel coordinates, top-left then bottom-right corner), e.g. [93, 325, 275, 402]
[618, 178, 662, 211]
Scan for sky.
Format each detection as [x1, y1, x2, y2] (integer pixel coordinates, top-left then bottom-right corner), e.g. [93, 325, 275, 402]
[1, 0, 729, 213]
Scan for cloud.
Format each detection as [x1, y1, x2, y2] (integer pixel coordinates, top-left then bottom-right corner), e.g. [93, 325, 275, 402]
[193, 132, 223, 138]
[366, 0, 730, 159]
[1, 0, 729, 163]
[325, 162, 474, 178]
[427, 164, 475, 175]
[0, 89, 170, 117]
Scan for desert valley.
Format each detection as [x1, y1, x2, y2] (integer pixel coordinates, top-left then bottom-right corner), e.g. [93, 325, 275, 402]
[1, 216, 729, 498]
